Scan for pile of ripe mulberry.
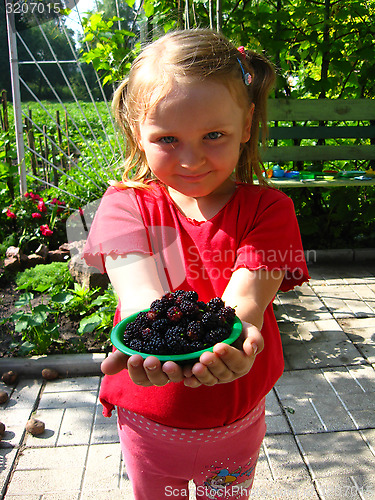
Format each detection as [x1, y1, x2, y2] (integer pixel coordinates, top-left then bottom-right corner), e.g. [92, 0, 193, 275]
[123, 290, 237, 355]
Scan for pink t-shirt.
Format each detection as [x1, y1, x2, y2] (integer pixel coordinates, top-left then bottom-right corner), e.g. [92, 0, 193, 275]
[83, 181, 309, 428]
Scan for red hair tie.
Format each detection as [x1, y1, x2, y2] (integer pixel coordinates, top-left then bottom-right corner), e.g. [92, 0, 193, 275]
[237, 46, 246, 59]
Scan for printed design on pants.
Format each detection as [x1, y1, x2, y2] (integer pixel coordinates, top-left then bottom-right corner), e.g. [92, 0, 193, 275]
[201, 458, 256, 499]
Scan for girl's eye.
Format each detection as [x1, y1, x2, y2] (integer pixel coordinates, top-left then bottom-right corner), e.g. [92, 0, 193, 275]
[159, 136, 177, 144]
[206, 132, 222, 140]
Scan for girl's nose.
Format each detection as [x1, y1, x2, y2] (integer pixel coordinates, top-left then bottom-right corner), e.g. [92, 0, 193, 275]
[179, 144, 205, 170]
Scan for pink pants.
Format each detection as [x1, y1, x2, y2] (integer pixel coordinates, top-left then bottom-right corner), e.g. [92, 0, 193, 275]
[117, 399, 266, 500]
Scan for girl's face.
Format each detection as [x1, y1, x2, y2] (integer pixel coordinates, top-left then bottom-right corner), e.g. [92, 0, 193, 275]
[136, 80, 253, 198]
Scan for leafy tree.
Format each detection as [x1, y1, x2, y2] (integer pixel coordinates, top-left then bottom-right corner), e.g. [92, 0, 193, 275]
[80, 0, 375, 100]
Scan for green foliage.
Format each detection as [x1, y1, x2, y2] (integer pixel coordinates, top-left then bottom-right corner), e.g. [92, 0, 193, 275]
[52, 283, 117, 339]
[52, 283, 101, 314]
[2, 275, 116, 357]
[16, 262, 74, 293]
[76, 285, 118, 337]
[288, 185, 375, 249]
[81, 13, 136, 84]
[2, 292, 60, 356]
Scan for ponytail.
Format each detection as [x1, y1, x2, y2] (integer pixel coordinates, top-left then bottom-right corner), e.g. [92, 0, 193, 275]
[237, 50, 276, 185]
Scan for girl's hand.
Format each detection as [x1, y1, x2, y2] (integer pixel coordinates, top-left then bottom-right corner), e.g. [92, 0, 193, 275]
[101, 350, 185, 386]
[182, 321, 264, 388]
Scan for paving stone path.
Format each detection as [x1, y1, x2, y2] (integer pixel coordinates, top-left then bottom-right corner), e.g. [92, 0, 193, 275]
[0, 264, 374, 499]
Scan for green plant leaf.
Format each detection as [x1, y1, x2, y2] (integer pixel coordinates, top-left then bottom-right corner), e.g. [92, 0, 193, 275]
[18, 341, 36, 356]
[78, 315, 102, 334]
[44, 322, 60, 339]
[15, 293, 34, 307]
[28, 305, 49, 326]
[14, 318, 31, 332]
[52, 292, 74, 304]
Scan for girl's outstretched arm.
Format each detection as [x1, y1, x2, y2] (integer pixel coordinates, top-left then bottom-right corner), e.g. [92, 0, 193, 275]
[183, 267, 285, 388]
[101, 254, 186, 385]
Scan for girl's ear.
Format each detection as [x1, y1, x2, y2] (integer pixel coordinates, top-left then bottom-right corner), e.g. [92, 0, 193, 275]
[241, 103, 255, 143]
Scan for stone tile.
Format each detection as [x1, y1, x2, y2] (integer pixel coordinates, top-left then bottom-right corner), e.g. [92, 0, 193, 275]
[5, 468, 84, 495]
[57, 407, 95, 446]
[41, 494, 80, 500]
[275, 367, 375, 433]
[0, 447, 18, 496]
[38, 391, 98, 410]
[91, 421, 119, 444]
[323, 365, 375, 396]
[356, 344, 375, 364]
[4, 495, 42, 499]
[276, 285, 331, 323]
[276, 395, 356, 434]
[90, 404, 119, 444]
[313, 285, 374, 318]
[297, 431, 375, 479]
[275, 369, 329, 399]
[81, 491, 130, 500]
[256, 434, 311, 482]
[315, 475, 372, 499]
[338, 317, 375, 362]
[251, 479, 319, 499]
[2, 379, 42, 411]
[338, 317, 375, 338]
[0, 408, 31, 448]
[43, 377, 101, 394]
[349, 284, 375, 309]
[81, 443, 122, 493]
[322, 366, 375, 429]
[282, 320, 366, 369]
[16, 446, 87, 470]
[265, 391, 290, 435]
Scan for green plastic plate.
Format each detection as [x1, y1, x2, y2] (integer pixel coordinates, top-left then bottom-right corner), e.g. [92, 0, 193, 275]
[111, 310, 243, 363]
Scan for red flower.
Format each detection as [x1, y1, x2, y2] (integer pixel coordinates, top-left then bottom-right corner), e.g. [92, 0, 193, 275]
[37, 199, 47, 213]
[40, 224, 53, 237]
[29, 192, 41, 201]
[51, 198, 58, 205]
[6, 208, 17, 219]
[24, 192, 30, 198]
[32, 212, 42, 219]
[57, 200, 66, 206]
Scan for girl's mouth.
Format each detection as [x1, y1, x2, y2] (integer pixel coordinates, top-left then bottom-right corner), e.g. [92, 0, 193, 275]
[178, 172, 210, 182]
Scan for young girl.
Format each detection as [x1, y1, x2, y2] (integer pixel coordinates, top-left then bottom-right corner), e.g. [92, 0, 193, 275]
[83, 28, 309, 499]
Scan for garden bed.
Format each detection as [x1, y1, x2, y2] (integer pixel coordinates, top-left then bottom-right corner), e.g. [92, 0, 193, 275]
[0, 271, 112, 358]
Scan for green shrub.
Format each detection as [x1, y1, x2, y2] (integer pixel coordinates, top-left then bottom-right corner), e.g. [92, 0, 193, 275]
[16, 262, 74, 293]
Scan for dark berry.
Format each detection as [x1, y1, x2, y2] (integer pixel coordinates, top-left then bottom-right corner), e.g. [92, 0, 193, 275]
[184, 291, 199, 302]
[147, 309, 160, 321]
[167, 306, 183, 322]
[143, 335, 166, 354]
[207, 297, 225, 311]
[141, 327, 152, 339]
[201, 312, 220, 329]
[186, 321, 203, 340]
[179, 301, 200, 317]
[152, 319, 169, 334]
[218, 306, 236, 326]
[128, 338, 143, 351]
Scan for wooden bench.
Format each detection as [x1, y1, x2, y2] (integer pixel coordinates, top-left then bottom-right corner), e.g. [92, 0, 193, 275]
[261, 99, 375, 188]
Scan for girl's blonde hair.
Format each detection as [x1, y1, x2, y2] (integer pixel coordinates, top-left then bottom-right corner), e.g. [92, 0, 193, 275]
[112, 28, 275, 187]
